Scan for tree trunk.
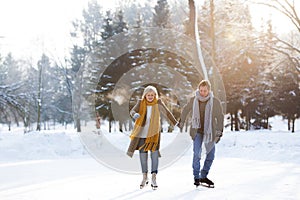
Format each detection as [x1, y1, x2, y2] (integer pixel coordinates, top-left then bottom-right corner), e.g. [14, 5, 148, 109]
[109, 120, 112, 133]
[187, 0, 195, 38]
[13, 112, 19, 127]
[209, 0, 218, 92]
[234, 110, 239, 131]
[245, 110, 250, 131]
[230, 113, 233, 131]
[8, 121, 11, 131]
[119, 121, 123, 132]
[76, 118, 81, 132]
[36, 63, 42, 131]
[291, 118, 295, 133]
[184, 119, 189, 132]
[74, 70, 83, 132]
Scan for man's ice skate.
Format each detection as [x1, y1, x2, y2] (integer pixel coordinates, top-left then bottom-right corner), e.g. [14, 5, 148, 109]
[194, 178, 200, 187]
[199, 177, 214, 188]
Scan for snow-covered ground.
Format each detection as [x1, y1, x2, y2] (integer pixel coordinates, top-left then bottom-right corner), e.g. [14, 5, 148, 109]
[0, 116, 299, 200]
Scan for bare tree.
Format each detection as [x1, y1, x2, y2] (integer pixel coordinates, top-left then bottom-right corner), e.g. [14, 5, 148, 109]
[251, 0, 300, 73]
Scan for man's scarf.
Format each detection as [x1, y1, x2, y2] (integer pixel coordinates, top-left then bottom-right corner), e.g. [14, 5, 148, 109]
[192, 90, 214, 142]
[130, 98, 160, 152]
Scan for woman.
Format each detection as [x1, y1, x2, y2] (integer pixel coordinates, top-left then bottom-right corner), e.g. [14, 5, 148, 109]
[127, 85, 178, 190]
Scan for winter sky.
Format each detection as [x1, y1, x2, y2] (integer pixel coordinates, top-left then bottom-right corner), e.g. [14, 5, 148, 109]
[0, 0, 119, 60]
[0, 0, 294, 62]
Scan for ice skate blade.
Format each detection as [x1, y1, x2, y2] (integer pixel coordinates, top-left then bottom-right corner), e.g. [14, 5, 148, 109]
[199, 183, 214, 188]
[151, 184, 158, 190]
[140, 181, 149, 189]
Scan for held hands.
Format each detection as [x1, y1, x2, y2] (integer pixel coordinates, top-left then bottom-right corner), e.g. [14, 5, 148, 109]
[133, 113, 140, 120]
[215, 130, 223, 143]
[176, 119, 184, 129]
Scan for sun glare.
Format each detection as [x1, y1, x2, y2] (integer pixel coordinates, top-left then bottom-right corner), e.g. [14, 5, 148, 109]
[249, 3, 294, 34]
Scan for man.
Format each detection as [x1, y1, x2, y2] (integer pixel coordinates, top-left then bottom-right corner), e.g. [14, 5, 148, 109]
[178, 80, 224, 188]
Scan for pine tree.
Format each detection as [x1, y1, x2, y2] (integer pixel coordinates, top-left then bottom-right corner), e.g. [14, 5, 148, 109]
[101, 9, 128, 40]
[256, 0, 300, 73]
[101, 11, 114, 40]
[272, 65, 300, 132]
[153, 0, 171, 28]
[70, 0, 103, 132]
[114, 10, 128, 34]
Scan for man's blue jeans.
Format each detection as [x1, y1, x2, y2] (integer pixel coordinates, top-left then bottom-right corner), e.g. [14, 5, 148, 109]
[193, 133, 215, 179]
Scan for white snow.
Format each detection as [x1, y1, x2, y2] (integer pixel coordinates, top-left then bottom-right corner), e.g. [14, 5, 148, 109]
[0, 116, 299, 200]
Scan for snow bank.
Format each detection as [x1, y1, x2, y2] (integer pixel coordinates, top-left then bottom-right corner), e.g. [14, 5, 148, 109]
[219, 130, 300, 164]
[0, 129, 88, 162]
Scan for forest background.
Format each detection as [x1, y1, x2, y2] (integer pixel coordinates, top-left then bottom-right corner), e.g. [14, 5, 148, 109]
[0, 0, 299, 133]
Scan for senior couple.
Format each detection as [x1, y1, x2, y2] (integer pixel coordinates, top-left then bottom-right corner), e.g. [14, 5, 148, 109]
[126, 80, 224, 189]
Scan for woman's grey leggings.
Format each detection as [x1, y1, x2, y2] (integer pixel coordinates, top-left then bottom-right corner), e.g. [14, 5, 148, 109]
[138, 139, 159, 174]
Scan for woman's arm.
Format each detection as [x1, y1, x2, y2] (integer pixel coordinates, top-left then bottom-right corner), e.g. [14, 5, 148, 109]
[178, 97, 194, 128]
[129, 99, 141, 117]
[158, 99, 178, 126]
